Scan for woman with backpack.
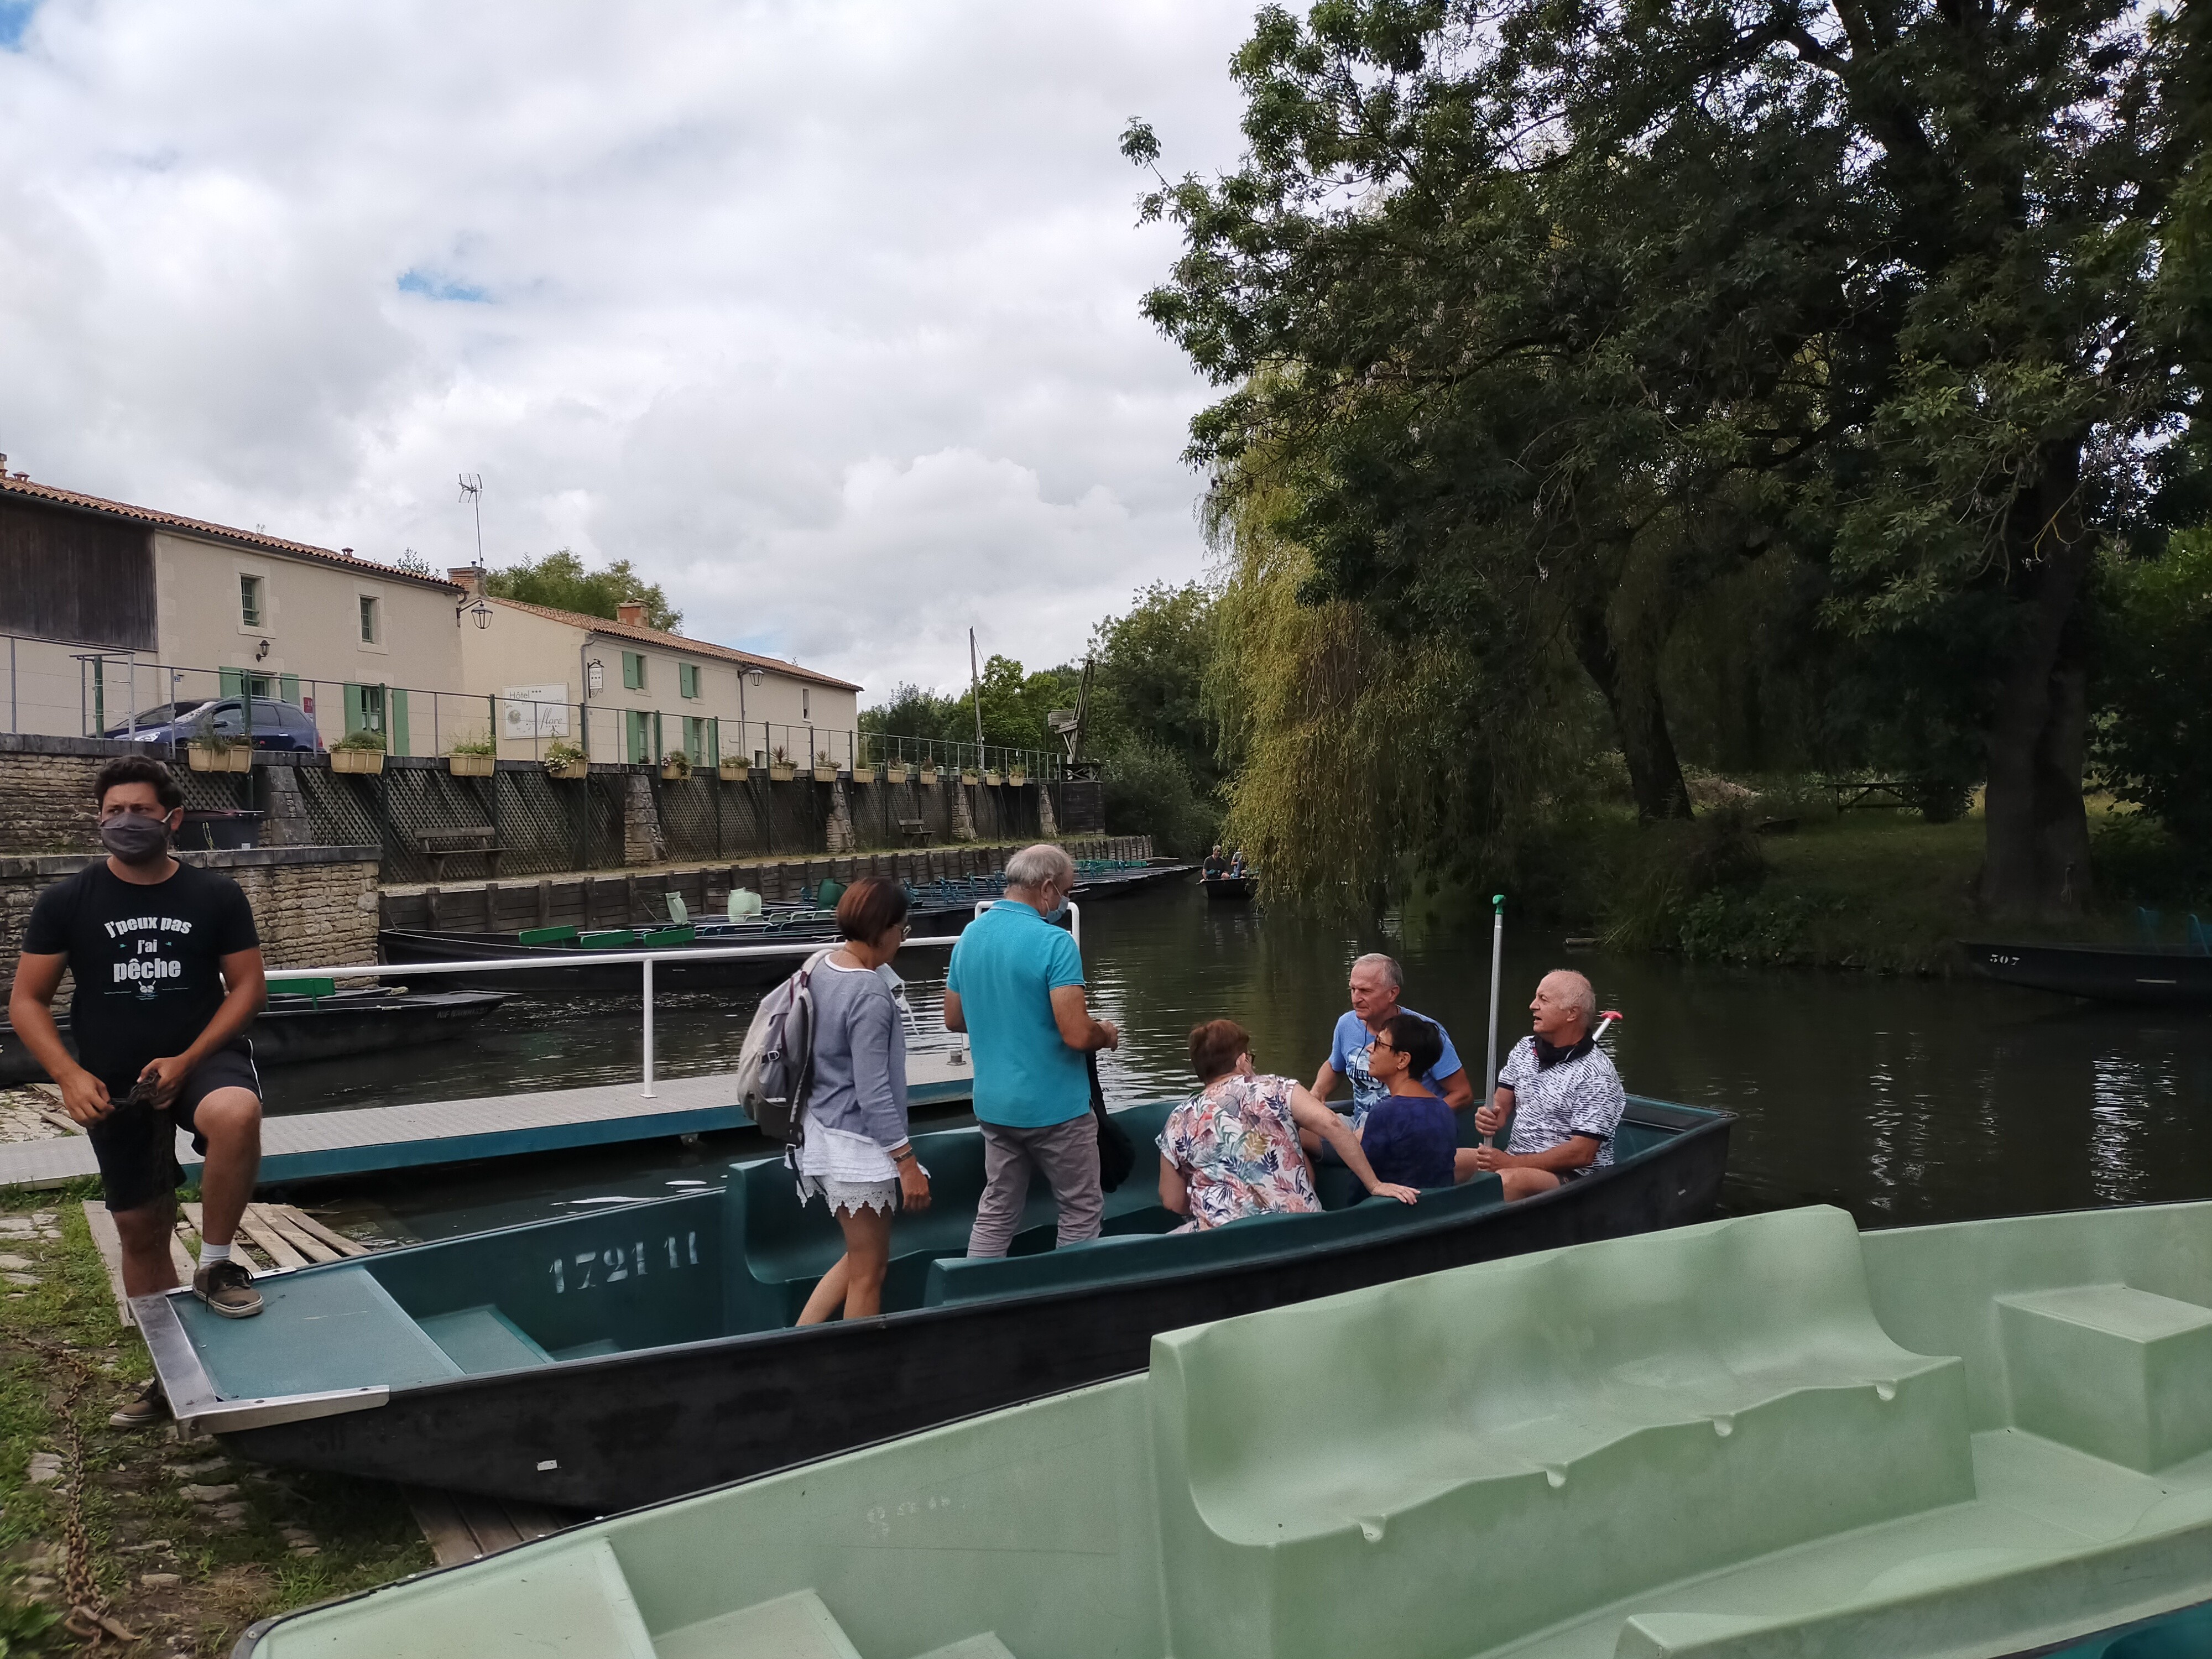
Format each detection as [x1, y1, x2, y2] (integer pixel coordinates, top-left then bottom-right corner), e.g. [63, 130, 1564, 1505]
[794, 877, 932, 1323]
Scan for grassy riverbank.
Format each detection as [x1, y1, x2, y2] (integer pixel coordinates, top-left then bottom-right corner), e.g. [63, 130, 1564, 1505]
[1422, 789, 2201, 977]
[0, 1181, 427, 1656]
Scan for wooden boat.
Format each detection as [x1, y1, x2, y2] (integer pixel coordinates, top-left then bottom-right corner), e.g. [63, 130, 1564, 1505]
[1963, 938, 2212, 1005]
[1200, 873, 1256, 901]
[379, 901, 975, 992]
[237, 1197, 2212, 1659]
[0, 987, 508, 1085]
[136, 1092, 1728, 1511]
[1070, 860, 1198, 899]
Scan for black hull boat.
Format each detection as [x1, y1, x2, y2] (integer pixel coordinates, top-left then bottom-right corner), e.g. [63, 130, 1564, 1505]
[0, 988, 508, 1086]
[378, 901, 976, 993]
[1201, 873, 1256, 901]
[135, 1094, 1730, 1511]
[1963, 940, 2212, 1006]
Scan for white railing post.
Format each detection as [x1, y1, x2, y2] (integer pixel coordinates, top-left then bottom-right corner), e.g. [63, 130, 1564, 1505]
[641, 956, 656, 1098]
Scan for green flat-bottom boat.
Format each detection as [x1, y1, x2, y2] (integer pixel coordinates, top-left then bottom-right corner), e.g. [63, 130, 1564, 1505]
[240, 1199, 2212, 1659]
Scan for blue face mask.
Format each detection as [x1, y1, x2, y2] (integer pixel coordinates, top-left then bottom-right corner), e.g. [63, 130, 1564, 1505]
[1041, 899, 1070, 924]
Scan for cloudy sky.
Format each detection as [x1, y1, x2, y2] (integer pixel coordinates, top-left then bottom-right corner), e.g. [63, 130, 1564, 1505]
[0, 1, 1255, 696]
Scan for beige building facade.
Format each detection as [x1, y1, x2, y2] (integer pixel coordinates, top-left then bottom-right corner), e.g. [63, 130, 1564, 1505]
[452, 582, 861, 766]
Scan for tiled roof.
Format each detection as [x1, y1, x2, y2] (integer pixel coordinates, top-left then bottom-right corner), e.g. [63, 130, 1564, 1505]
[0, 473, 462, 591]
[487, 595, 862, 692]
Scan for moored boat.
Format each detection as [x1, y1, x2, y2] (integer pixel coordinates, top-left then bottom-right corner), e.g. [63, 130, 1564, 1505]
[1199, 873, 1255, 901]
[0, 986, 508, 1085]
[1963, 938, 2212, 1005]
[237, 1197, 2212, 1659]
[135, 1092, 1726, 1510]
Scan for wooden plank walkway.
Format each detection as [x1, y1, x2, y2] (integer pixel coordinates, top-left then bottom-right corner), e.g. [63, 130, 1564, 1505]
[0, 1051, 974, 1191]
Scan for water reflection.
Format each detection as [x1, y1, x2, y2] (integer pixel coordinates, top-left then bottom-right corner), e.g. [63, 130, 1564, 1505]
[288, 882, 2212, 1237]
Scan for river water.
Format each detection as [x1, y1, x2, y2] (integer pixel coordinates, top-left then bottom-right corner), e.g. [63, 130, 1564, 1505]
[281, 881, 2212, 1240]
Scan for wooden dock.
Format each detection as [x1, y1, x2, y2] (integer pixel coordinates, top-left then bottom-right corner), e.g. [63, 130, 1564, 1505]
[0, 1050, 974, 1191]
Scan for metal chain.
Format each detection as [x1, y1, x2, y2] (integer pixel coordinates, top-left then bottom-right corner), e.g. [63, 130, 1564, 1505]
[28, 1339, 100, 1616]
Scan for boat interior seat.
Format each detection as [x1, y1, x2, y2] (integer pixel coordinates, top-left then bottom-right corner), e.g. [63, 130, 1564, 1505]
[179, 1265, 467, 1397]
[723, 1103, 1181, 1329]
[921, 1173, 1507, 1309]
[728, 888, 764, 922]
[419, 1303, 557, 1373]
[1147, 1205, 1972, 1659]
[666, 894, 690, 925]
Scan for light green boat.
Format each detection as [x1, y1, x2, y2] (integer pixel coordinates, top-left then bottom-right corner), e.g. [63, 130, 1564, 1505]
[238, 1201, 2212, 1659]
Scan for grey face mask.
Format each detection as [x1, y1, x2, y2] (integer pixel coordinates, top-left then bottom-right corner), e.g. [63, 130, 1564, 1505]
[99, 814, 171, 864]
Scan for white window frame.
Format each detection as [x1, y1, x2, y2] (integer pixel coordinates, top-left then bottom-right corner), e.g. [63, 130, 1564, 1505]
[355, 585, 389, 655]
[237, 568, 270, 634]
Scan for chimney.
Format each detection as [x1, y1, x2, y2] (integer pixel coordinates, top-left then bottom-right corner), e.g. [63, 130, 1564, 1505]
[448, 566, 483, 594]
[615, 601, 646, 627]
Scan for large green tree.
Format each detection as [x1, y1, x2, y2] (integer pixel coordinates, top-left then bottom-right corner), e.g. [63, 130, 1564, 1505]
[487, 550, 682, 633]
[1131, 0, 2203, 914]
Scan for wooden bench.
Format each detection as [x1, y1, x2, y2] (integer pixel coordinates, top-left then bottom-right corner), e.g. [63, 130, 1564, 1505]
[416, 825, 503, 881]
[898, 817, 935, 847]
[1824, 780, 1910, 812]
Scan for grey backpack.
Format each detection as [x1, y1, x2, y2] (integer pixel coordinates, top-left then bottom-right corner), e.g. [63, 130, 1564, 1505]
[737, 948, 833, 1145]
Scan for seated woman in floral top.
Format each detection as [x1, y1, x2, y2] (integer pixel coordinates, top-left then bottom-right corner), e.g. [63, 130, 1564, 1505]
[1157, 1019, 1421, 1232]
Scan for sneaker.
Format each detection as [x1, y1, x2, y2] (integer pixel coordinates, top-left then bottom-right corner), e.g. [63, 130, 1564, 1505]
[109, 1378, 169, 1430]
[191, 1259, 263, 1319]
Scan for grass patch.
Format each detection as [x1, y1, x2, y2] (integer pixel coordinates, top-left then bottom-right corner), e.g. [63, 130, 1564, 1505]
[0, 1183, 429, 1655]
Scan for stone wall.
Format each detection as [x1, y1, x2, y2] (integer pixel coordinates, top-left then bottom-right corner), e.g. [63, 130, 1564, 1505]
[0, 846, 382, 989]
[0, 734, 119, 854]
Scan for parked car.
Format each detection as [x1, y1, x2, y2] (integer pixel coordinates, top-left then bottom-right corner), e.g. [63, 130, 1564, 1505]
[106, 697, 326, 752]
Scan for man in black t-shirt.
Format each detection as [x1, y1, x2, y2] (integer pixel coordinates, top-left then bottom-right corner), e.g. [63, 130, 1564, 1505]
[10, 757, 269, 1418]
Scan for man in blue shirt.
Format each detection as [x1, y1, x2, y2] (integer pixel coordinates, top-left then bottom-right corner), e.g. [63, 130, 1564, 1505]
[1310, 953, 1474, 1130]
[946, 843, 1120, 1256]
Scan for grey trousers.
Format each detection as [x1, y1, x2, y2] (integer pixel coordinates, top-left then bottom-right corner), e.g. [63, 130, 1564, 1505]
[967, 1113, 1104, 1257]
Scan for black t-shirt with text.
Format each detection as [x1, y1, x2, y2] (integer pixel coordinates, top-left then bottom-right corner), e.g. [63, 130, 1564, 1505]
[22, 861, 260, 1089]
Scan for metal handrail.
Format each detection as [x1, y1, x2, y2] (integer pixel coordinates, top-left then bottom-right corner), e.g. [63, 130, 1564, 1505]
[261, 934, 962, 1100]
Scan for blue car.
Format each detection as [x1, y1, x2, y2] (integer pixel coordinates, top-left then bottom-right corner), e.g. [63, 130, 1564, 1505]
[106, 697, 326, 752]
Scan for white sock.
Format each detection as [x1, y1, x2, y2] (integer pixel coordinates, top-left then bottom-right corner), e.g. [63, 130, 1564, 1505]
[199, 1241, 233, 1266]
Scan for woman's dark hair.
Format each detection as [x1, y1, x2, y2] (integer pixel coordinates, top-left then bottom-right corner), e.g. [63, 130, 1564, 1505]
[93, 755, 182, 813]
[1188, 1018, 1251, 1084]
[834, 876, 909, 945]
[1382, 1013, 1443, 1081]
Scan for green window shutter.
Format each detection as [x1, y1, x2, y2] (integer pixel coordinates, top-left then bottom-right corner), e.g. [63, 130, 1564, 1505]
[653, 711, 664, 762]
[389, 688, 410, 756]
[707, 717, 719, 765]
[622, 651, 644, 691]
[342, 683, 367, 736]
[278, 674, 300, 707]
[625, 709, 650, 761]
[679, 662, 699, 698]
[220, 667, 246, 699]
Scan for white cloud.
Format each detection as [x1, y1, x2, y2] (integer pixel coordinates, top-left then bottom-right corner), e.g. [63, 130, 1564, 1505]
[0, 0, 1253, 693]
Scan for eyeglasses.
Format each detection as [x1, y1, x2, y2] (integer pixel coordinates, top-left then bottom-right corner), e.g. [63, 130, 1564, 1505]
[1369, 1038, 1396, 1054]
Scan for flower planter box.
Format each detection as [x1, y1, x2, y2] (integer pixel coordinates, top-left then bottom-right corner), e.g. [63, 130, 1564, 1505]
[959, 769, 980, 785]
[769, 763, 797, 782]
[919, 766, 939, 785]
[661, 763, 693, 781]
[812, 764, 839, 783]
[1008, 768, 1027, 786]
[187, 745, 254, 774]
[718, 759, 750, 782]
[448, 753, 495, 777]
[331, 748, 385, 775]
[983, 769, 1003, 786]
[548, 759, 589, 780]
[885, 764, 909, 785]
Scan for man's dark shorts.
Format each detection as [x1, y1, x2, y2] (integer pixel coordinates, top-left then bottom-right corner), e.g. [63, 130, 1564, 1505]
[86, 1043, 261, 1213]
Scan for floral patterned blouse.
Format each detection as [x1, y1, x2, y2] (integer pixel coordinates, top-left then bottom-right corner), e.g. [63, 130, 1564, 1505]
[1156, 1073, 1323, 1232]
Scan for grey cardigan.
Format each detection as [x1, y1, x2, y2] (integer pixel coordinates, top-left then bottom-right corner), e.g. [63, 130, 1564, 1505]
[806, 958, 911, 1150]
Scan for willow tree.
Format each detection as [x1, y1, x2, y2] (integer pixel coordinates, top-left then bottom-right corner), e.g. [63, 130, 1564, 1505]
[1131, 0, 2203, 916]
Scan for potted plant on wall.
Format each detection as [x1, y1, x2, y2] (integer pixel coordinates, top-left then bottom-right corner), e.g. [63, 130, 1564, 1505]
[982, 764, 1003, 786]
[185, 714, 254, 774]
[718, 752, 750, 782]
[544, 741, 588, 780]
[448, 735, 495, 777]
[918, 757, 938, 784]
[661, 750, 693, 781]
[331, 729, 386, 775]
[1008, 763, 1027, 786]
[959, 760, 981, 784]
[884, 755, 909, 785]
[812, 750, 839, 784]
[768, 745, 796, 782]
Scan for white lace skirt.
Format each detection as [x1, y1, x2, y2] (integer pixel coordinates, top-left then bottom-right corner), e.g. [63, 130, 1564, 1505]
[793, 1117, 902, 1215]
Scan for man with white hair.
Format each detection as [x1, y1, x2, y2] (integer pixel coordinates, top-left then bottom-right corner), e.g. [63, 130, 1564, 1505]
[1469, 969, 1625, 1198]
[946, 843, 1120, 1256]
[1311, 953, 1474, 1129]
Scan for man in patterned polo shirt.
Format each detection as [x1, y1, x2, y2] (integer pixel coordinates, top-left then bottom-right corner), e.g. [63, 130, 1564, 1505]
[1468, 969, 1624, 1198]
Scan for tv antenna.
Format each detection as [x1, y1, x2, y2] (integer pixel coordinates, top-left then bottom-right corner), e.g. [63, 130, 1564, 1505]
[457, 474, 485, 570]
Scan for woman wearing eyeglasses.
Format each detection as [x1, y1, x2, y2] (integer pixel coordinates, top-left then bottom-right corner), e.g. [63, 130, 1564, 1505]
[1156, 1019, 1419, 1233]
[794, 877, 931, 1323]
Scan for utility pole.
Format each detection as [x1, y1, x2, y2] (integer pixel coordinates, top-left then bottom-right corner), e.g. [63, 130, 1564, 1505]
[968, 628, 985, 759]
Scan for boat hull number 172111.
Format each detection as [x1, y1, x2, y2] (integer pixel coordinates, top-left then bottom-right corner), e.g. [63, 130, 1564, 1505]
[549, 1231, 700, 1294]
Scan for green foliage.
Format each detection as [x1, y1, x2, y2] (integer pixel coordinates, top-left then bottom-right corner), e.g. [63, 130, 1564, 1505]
[542, 741, 586, 768]
[2094, 529, 2212, 842]
[857, 659, 1076, 757]
[1100, 740, 1217, 858]
[0, 1583, 58, 1655]
[486, 549, 682, 633]
[332, 728, 385, 752]
[448, 735, 495, 757]
[1086, 583, 1220, 787]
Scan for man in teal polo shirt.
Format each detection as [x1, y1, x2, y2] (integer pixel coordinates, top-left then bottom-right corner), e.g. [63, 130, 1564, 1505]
[945, 843, 1120, 1255]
